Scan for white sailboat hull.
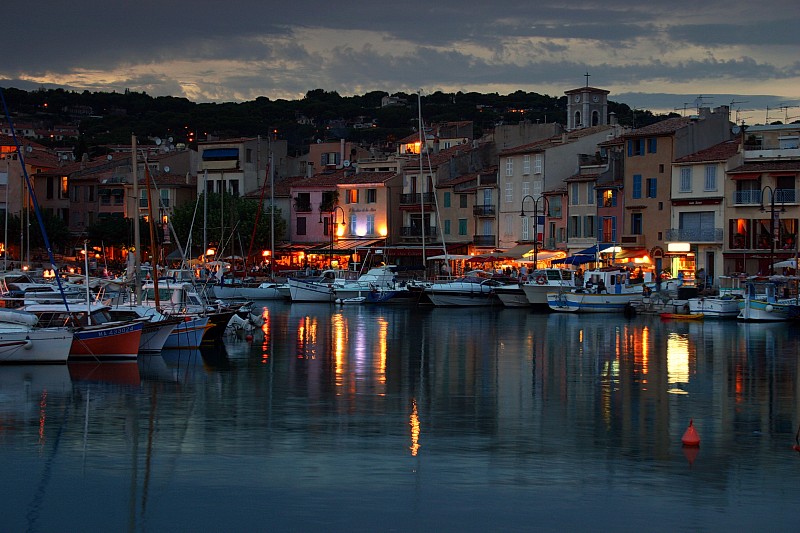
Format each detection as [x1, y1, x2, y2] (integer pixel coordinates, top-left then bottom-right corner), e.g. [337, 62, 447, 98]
[0, 327, 73, 364]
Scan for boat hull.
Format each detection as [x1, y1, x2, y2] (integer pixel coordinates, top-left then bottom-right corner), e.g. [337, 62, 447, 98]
[494, 287, 530, 307]
[547, 291, 642, 313]
[164, 316, 210, 349]
[69, 321, 143, 361]
[737, 299, 790, 322]
[212, 284, 284, 300]
[687, 297, 740, 318]
[0, 327, 73, 364]
[288, 278, 336, 302]
[425, 288, 497, 307]
[139, 320, 179, 353]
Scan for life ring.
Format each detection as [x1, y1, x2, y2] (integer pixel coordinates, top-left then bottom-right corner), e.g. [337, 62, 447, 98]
[535, 275, 546, 285]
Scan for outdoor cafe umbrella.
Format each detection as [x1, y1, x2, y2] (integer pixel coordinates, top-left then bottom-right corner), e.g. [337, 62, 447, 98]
[772, 259, 797, 269]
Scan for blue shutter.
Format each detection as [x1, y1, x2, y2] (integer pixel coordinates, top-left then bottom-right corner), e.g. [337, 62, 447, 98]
[648, 138, 657, 153]
[633, 175, 642, 199]
[612, 190, 617, 207]
[648, 178, 657, 198]
[611, 217, 617, 242]
[627, 140, 633, 156]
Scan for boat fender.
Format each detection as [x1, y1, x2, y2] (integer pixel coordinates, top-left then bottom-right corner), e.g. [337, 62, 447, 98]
[23, 336, 33, 350]
[766, 304, 774, 312]
[535, 276, 546, 285]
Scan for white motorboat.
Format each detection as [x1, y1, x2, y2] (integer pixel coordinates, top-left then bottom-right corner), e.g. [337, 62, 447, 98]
[0, 308, 73, 364]
[288, 269, 359, 302]
[212, 280, 285, 300]
[424, 274, 503, 307]
[108, 305, 181, 353]
[492, 283, 529, 307]
[687, 295, 741, 318]
[520, 268, 577, 306]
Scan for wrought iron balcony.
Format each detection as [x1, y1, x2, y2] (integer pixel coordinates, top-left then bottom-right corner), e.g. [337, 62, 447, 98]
[665, 227, 723, 243]
[400, 192, 436, 205]
[473, 205, 496, 216]
[734, 188, 798, 205]
[400, 226, 437, 237]
[472, 234, 496, 247]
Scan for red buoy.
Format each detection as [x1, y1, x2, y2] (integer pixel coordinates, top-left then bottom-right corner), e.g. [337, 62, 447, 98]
[682, 419, 700, 447]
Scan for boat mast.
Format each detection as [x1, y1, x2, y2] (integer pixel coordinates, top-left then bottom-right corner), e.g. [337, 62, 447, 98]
[3, 158, 7, 271]
[203, 170, 208, 263]
[83, 240, 92, 325]
[144, 163, 161, 311]
[132, 134, 142, 303]
[418, 91, 426, 266]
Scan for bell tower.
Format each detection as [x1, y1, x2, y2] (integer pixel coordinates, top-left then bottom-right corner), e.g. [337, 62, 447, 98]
[566, 73, 610, 130]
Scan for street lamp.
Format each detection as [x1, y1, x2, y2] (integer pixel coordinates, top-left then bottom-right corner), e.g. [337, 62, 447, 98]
[320, 205, 346, 268]
[520, 194, 549, 268]
[760, 185, 786, 275]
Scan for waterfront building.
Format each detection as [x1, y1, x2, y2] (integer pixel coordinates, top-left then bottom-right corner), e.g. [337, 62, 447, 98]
[724, 124, 800, 276]
[620, 106, 731, 276]
[670, 139, 739, 287]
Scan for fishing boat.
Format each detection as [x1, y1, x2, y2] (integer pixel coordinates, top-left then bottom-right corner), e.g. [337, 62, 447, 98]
[0, 308, 73, 364]
[107, 305, 181, 353]
[212, 280, 284, 300]
[287, 269, 359, 302]
[23, 302, 143, 361]
[737, 280, 792, 322]
[492, 283, 529, 307]
[547, 268, 645, 313]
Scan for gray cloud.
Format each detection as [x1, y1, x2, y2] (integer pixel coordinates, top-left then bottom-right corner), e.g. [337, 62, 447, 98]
[3, 0, 798, 117]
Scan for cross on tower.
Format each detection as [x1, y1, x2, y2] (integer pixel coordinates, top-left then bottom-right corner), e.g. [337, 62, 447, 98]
[584, 72, 590, 87]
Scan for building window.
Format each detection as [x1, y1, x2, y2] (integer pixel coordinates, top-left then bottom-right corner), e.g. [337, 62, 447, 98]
[647, 138, 657, 153]
[346, 189, 359, 204]
[534, 154, 543, 174]
[458, 219, 467, 236]
[522, 181, 530, 197]
[571, 183, 580, 205]
[367, 214, 375, 235]
[349, 214, 357, 235]
[460, 194, 468, 208]
[704, 165, 717, 191]
[646, 178, 657, 198]
[444, 192, 451, 208]
[631, 213, 643, 235]
[584, 215, 595, 238]
[505, 157, 513, 176]
[587, 184, 595, 205]
[569, 216, 581, 238]
[444, 219, 451, 235]
[505, 182, 513, 203]
[366, 189, 377, 203]
[504, 214, 513, 236]
[60, 176, 69, 199]
[230, 180, 240, 197]
[246, 148, 252, 163]
[160, 188, 170, 207]
[521, 216, 530, 241]
[523, 155, 531, 175]
[632, 175, 642, 199]
[297, 217, 306, 235]
[628, 139, 645, 156]
[46, 177, 54, 199]
[680, 168, 692, 192]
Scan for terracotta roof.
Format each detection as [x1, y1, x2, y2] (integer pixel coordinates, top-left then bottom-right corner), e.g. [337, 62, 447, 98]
[404, 145, 473, 170]
[674, 140, 740, 164]
[623, 117, 694, 138]
[499, 125, 615, 156]
[292, 169, 397, 188]
[728, 160, 800, 174]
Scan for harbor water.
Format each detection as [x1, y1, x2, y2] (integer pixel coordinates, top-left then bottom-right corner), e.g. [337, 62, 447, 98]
[1, 302, 799, 532]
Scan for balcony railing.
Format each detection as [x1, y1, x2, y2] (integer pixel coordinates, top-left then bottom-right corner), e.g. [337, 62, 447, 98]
[472, 234, 496, 247]
[400, 192, 436, 205]
[665, 227, 723, 243]
[733, 188, 798, 205]
[400, 226, 437, 237]
[473, 205, 496, 216]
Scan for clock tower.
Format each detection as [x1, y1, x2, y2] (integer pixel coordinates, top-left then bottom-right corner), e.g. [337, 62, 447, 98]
[565, 80, 610, 130]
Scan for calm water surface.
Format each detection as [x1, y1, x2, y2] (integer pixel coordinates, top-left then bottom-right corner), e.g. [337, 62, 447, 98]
[2, 302, 799, 532]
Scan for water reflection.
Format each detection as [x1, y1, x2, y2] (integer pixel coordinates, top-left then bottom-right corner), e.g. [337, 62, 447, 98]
[0, 305, 799, 531]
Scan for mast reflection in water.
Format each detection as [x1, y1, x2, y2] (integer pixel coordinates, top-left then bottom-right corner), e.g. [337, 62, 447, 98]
[1, 303, 798, 532]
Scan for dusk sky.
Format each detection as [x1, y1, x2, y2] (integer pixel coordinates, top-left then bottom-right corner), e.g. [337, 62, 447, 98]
[5, 1, 800, 121]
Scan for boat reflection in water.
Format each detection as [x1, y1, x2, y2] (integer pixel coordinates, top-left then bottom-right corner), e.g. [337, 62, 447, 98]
[1, 304, 799, 532]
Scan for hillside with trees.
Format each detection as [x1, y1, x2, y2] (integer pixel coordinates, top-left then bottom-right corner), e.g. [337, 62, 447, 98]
[1, 86, 675, 159]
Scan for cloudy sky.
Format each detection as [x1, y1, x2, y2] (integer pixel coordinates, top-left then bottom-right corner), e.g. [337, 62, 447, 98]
[4, 1, 799, 120]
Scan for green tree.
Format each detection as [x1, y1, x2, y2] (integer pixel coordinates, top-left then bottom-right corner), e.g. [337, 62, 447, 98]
[170, 192, 286, 261]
